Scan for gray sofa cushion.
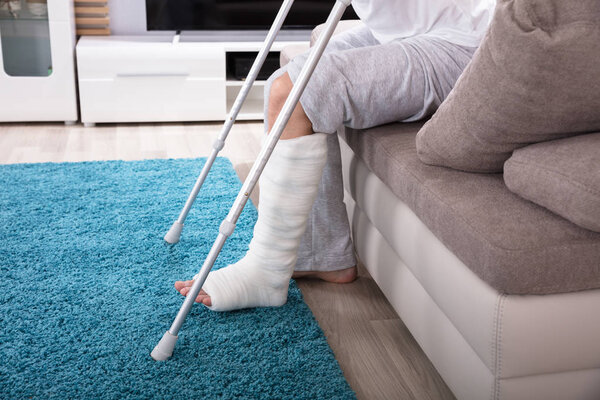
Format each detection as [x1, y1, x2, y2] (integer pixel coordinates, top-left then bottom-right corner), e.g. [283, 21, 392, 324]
[341, 123, 600, 295]
[504, 133, 600, 233]
[415, 0, 600, 173]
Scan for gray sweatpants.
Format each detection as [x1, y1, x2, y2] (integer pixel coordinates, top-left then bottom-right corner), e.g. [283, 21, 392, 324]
[264, 24, 477, 271]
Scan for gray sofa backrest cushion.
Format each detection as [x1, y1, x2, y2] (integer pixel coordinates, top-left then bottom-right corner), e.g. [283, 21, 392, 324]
[415, 0, 600, 173]
[504, 133, 600, 233]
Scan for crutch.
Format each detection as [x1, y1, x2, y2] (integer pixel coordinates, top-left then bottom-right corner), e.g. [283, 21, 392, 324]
[164, 0, 297, 244]
[151, 0, 352, 361]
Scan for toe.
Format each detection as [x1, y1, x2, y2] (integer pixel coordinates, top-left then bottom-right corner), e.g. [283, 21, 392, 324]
[196, 290, 211, 305]
[174, 280, 194, 292]
[179, 286, 211, 305]
[199, 294, 212, 307]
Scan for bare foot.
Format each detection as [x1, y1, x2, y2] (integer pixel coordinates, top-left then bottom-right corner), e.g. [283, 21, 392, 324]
[292, 265, 357, 283]
[174, 280, 212, 306]
[175, 265, 356, 305]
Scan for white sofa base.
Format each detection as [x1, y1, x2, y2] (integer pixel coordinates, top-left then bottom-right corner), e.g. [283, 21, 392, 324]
[339, 136, 600, 400]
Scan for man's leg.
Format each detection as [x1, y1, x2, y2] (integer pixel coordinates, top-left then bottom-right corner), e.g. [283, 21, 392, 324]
[176, 34, 478, 308]
[173, 69, 330, 310]
[174, 69, 349, 307]
[281, 25, 382, 280]
[176, 129, 329, 311]
[272, 34, 479, 279]
[292, 133, 357, 282]
[266, 74, 358, 283]
[176, 25, 378, 304]
[266, 72, 312, 140]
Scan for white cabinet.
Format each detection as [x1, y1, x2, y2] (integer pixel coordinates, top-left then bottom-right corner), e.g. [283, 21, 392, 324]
[76, 35, 307, 125]
[0, 0, 78, 122]
[77, 36, 227, 124]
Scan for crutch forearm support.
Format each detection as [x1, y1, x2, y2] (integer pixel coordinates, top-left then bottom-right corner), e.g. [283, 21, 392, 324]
[152, 0, 352, 361]
[163, 0, 297, 244]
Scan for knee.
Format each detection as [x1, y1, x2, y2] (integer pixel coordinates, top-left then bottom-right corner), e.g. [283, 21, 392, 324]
[269, 73, 294, 112]
[267, 71, 313, 138]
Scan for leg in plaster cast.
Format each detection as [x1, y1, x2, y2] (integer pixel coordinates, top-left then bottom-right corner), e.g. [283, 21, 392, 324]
[267, 73, 355, 283]
[174, 73, 355, 309]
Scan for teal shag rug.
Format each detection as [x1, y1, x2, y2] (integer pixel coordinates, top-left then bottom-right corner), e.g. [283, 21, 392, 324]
[0, 158, 355, 400]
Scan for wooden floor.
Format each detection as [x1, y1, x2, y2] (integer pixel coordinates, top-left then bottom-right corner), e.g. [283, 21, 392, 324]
[0, 121, 455, 400]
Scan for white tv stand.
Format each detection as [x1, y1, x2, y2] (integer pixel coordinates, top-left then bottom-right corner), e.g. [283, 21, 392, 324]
[76, 32, 310, 126]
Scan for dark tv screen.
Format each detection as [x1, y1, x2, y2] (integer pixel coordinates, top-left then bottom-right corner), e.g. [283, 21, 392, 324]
[146, 0, 358, 31]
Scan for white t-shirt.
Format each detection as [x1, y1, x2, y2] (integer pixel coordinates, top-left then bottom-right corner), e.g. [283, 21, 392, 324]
[351, 0, 496, 47]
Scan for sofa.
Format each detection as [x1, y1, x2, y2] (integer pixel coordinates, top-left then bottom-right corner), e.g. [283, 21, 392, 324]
[281, 1, 600, 399]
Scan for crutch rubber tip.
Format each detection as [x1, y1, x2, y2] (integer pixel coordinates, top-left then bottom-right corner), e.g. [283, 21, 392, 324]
[151, 331, 178, 361]
[164, 221, 184, 244]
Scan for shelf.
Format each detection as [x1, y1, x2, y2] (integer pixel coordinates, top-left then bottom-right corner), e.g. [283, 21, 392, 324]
[237, 112, 264, 120]
[226, 98, 263, 120]
[0, 15, 48, 21]
[226, 80, 266, 88]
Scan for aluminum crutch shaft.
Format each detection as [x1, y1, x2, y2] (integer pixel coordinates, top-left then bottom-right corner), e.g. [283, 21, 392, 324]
[151, 0, 352, 361]
[164, 0, 297, 244]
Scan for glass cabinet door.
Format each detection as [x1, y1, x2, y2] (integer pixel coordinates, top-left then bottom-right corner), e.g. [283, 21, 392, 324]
[0, 0, 52, 77]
